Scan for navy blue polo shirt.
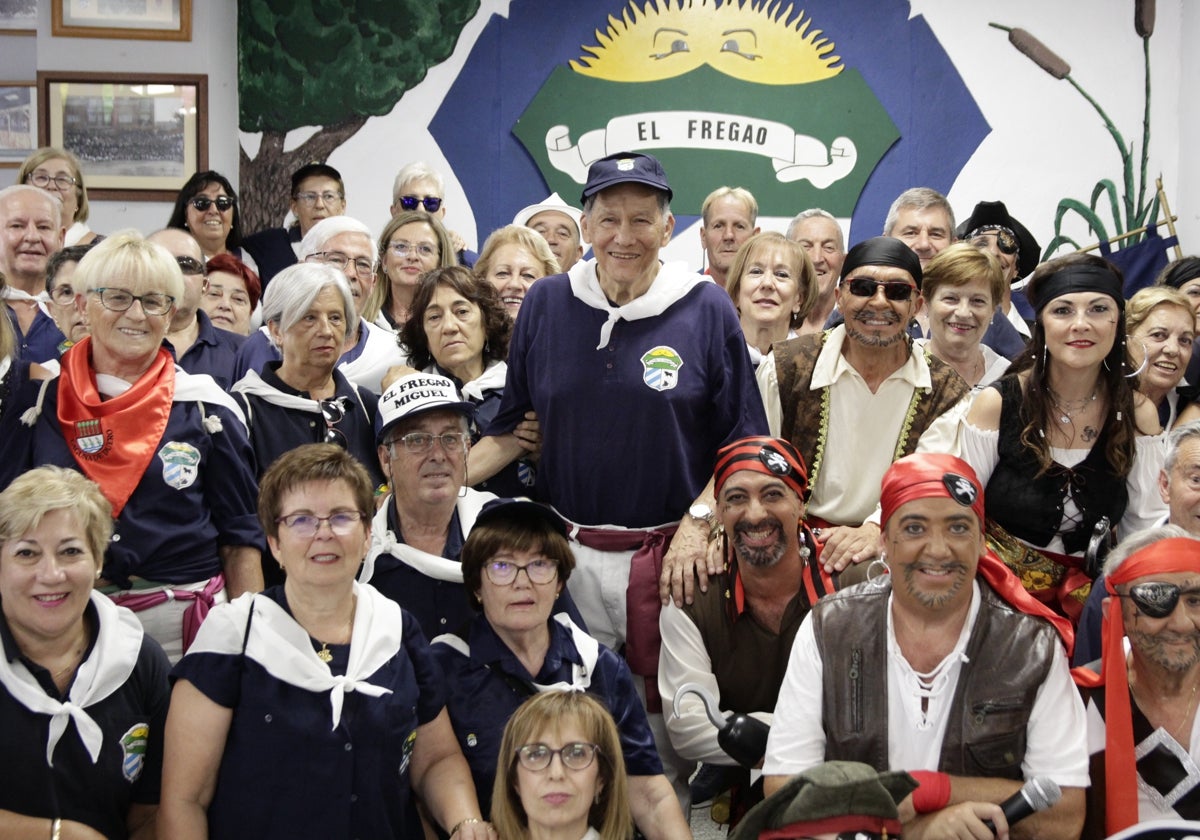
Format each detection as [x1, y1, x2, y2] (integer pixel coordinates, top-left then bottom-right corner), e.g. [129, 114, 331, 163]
[488, 274, 766, 527]
[19, 376, 262, 586]
[172, 586, 445, 840]
[0, 600, 170, 838]
[169, 310, 246, 391]
[8, 305, 65, 365]
[433, 614, 662, 817]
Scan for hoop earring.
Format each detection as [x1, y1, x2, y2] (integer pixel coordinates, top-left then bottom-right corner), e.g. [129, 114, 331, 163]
[867, 556, 890, 589]
[1124, 339, 1149, 379]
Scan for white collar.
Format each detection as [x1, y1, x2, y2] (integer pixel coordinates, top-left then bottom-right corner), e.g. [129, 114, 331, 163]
[568, 259, 708, 349]
[359, 489, 496, 584]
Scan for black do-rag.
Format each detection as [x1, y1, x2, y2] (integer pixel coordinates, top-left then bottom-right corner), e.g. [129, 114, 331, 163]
[1030, 263, 1124, 314]
[841, 236, 923, 290]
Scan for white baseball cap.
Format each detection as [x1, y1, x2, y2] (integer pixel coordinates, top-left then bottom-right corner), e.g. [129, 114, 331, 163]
[376, 372, 474, 443]
[513, 192, 583, 240]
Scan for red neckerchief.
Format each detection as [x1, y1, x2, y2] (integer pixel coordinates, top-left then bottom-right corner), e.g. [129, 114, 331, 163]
[56, 337, 175, 516]
[1072, 537, 1200, 836]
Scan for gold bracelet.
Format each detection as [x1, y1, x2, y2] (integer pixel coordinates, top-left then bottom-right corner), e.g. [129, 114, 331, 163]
[450, 817, 483, 836]
[50, 818, 62, 840]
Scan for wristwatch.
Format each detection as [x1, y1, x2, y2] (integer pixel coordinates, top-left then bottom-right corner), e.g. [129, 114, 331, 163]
[688, 503, 715, 526]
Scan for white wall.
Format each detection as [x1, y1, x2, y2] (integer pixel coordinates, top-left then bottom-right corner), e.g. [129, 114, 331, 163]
[4, 1, 1199, 267]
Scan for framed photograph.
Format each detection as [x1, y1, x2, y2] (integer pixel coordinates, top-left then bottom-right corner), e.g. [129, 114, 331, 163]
[52, 0, 191, 41]
[37, 71, 207, 201]
[0, 83, 36, 167]
[0, 0, 38, 35]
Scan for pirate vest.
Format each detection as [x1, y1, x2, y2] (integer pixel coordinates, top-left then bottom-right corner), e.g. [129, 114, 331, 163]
[813, 581, 1055, 778]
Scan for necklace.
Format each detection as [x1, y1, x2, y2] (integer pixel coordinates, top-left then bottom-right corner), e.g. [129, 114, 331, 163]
[314, 605, 356, 664]
[1130, 671, 1200, 736]
[1048, 386, 1098, 424]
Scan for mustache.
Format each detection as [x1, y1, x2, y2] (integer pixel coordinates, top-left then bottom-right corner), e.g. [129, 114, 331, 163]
[734, 516, 783, 537]
[853, 309, 901, 325]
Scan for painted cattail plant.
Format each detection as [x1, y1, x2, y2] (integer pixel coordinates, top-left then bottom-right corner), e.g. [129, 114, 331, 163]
[991, 0, 1159, 257]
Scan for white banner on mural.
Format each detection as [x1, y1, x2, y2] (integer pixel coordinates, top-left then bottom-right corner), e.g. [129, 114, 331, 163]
[545, 111, 857, 189]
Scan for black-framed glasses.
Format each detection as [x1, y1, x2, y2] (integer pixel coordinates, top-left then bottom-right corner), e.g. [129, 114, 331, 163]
[516, 742, 601, 772]
[275, 511, 364, 538]
[1117, 581, 1200, 619]
[89, 287, 175, 316]
[389, 242, 439, 260]
[845, 278, 916, 301]
[49, 284, 77, 306]
[484, 558, 559, 586]
[190, 196, 236, 213]
[307, 251, 375, 277]
[294, 190, 343, 206]
[176, 255, 206, 276]
[968, 225, 1019, 256]
[398, 195, 443, 213]
[388, 431, 469, 455]
[26, 172, 76, 191]
[319, 398, 348, 447]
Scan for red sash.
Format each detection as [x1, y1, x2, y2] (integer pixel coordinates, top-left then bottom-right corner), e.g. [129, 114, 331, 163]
[56, 338, 175, 517]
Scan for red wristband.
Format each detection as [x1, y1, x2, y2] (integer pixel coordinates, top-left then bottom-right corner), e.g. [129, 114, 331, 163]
[910, 770, 951, 814]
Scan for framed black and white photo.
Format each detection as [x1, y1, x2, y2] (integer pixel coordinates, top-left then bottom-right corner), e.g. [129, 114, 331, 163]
[0, 0, 37, 35]
[0, 82, 36, 167]
[52, 0, 191, 41]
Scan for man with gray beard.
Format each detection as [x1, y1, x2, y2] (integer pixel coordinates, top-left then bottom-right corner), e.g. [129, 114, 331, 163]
[757, 237, 970, 571]
[659, 436, 848, 813]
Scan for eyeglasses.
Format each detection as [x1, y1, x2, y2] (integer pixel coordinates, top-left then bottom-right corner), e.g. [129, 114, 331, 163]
[388, 431, 469, 454]
[1117, 581, 1200, 619]
[176, 255, 206, 276]
[294, 191, 343, 206]
[190, 196, 236, 213]
[319, 398, 348, 447]
[844, 277, 917, 301]
[88, 287, 175, 316]
[516, 742, 601, 772]
[49, 284, 77, 306]
[484, 557, 559, 586]
[389, 242, 439, 260]
[307, 251, 375, 278]
[204, 284, 251, 307]
[275, 510, 364, 538]
[398, 195, 443, 213]
[26, 172, 76, 191]
[968, 225, 1019, 256]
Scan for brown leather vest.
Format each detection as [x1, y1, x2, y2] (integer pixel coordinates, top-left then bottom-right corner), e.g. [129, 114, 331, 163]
[773, 331, 970, 500]
[812, 581, 1057, 778]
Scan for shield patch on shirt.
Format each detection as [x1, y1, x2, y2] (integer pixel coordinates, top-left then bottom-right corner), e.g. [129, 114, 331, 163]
[73, 419, 105, 455]
[640, 345, 684, 391]
[121, 722, 150, 782]
[158, 441, 201, 490]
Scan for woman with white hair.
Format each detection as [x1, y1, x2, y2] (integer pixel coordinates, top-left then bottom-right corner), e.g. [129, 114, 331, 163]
[232, 262, 384, 585]
[232, 216, 405, 393]
[3, 230, 263, 662]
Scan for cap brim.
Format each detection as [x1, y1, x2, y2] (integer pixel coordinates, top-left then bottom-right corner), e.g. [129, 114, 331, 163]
[513, 202, 583, 238]
[581, 176, 673, 202]
[377, 400, 475, 444]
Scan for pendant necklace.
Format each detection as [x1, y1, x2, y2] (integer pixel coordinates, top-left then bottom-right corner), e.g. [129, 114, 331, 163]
[314, 605, 355, 663]
[1049, 387, 1098, 424]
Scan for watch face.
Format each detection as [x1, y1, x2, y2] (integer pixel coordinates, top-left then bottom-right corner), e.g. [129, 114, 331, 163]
[690, 503, 713, 520]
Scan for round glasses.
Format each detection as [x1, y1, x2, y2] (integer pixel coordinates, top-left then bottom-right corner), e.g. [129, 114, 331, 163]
[484, 557, 559, 586]
[49, 284, 77, 306]
[516, 742, 601, 772]
[89, 287, 175, 316]
[275, 511, 364, 538]
[26, 172, 76, 191]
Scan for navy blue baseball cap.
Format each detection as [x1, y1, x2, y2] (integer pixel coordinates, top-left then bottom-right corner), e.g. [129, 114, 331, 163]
[475, 497, 568, 539]
[581, 152, 673, 203]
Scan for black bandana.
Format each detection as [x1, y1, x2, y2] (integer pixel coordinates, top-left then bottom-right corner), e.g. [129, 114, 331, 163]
[1030, 263, 1124, 313]
[841, 236, 923, 289]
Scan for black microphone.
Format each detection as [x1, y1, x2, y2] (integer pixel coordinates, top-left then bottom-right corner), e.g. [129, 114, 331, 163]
[982, 777, 1062, 834]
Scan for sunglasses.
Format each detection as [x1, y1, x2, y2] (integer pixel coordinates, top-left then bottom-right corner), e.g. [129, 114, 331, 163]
[398, 195, 443, 213]
[1117, 581, 1200, 619]
[844, 277, 916, 301]
[176, 255, 206, 276]
[319, 397, 348, 448]
[968, 225, 1019, 255]
[190, 196, 236, 213]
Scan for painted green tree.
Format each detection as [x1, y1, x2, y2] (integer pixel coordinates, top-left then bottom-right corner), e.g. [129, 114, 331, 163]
[238, 0, 481, 233]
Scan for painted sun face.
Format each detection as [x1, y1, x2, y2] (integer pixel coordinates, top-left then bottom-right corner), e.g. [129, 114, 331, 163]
[571, 0, 842, 85]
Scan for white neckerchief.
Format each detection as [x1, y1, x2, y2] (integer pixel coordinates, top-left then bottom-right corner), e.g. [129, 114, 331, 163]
[0, 591, 143, 765]
[231, 368, 326, 412]
[360, 490, 495, 584]
[531, 615, 599, 692]
[1, 284, 51, 315]
[568, 259, 707, 349]
[189, 583, 400, 730]
[431, 613, 598, 692]
[459, 359, 508, 403]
